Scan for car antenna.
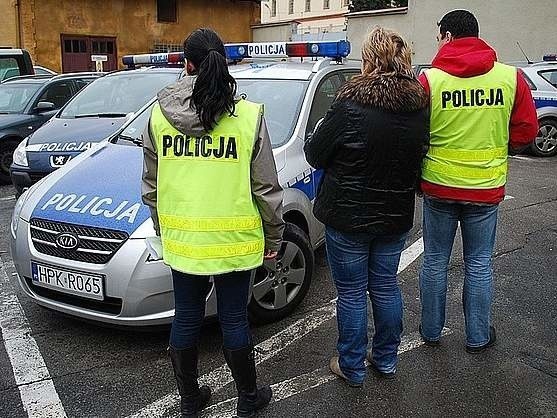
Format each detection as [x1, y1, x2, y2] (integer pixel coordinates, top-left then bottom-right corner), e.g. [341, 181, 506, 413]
[517, 42, 533, 64]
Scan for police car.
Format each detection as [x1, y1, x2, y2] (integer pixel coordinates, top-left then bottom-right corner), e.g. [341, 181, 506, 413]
[519, 56, 557, 157]
[9, 67, 182, 194]
[0, 72, 98, 184]
[10, 41, 360, 326]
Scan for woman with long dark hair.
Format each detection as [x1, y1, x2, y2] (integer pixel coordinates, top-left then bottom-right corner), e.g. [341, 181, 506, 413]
[142, 28, 284, 418]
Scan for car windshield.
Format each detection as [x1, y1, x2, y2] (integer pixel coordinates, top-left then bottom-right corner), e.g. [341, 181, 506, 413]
[0, 82, 41, 113]
[115, 102, 154, 145]
[60, 72, 178, 118]
[116, 79, 308, 148]
[237, 79, 307, 147]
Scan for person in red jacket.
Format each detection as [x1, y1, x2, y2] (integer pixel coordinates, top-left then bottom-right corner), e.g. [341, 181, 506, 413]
[418, 10, 538, 353]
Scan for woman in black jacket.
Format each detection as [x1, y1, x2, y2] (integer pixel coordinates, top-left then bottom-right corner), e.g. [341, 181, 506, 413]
[304, 26, 429, 386]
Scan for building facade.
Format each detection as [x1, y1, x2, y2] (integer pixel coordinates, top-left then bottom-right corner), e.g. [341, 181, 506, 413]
[0, 0, 261, 72]
[261, 0, 348, 39]
[347, 0, 557, 64]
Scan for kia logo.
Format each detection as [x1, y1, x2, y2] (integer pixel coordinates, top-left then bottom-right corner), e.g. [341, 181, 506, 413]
[55, 233, 79, 250]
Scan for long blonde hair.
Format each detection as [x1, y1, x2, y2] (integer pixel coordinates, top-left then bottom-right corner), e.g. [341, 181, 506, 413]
[361, 26, 413, 77]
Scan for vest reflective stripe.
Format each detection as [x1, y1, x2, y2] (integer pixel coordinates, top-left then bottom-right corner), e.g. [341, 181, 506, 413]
[423, 159, 507, 180]
[163, 238, 264, 260]
[423, 63, 516, 190]
[427, 146, 508, 161]
[159, 214, 262, 232]
[151, 100, 265, 275]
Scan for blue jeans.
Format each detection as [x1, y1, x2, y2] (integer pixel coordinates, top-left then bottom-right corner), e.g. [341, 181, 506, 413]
[419, 197, 498, 347]
[326, 227, 407, 383]
[170, 269, 252, 350]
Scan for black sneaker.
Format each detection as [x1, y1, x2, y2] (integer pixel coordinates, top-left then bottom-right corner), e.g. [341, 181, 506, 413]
[419, 325, 440, 347]
[466, 326, 497, 354]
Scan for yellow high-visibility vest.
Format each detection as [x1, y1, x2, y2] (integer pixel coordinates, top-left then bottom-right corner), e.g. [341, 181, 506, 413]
[422, 62, 517, 189]
[150, 100, 265, 275]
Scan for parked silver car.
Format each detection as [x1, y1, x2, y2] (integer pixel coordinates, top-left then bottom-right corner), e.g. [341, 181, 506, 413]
[10, 42, 360, 326]
[519, 61, 557, 157]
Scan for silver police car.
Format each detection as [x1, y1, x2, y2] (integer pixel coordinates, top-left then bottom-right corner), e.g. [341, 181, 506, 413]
[519, 59, 557, 157]
[10, 41, 360, 326]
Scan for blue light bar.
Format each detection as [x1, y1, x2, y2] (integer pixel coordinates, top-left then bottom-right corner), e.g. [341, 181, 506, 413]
[543, 54, 557, 62]
[122, 52, 185, 68]
[225, 41, 351, 61]
[122, 40, 351, 68]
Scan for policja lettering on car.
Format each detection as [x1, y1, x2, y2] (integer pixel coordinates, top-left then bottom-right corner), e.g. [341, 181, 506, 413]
[161, 134, 238, 160]
[441, 88, 504, 109]
[40, 193, 141, 223]
[38, 142, 95, 152]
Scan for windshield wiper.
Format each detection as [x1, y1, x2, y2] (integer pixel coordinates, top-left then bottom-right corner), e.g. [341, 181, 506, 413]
[74, 112, 128, 118]
[118, 134, 142, 146]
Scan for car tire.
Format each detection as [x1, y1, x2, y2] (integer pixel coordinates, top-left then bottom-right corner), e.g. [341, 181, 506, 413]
[0, 140, 18, 184]
[531, 118, 557, 157]
[248, 223, 314, 325]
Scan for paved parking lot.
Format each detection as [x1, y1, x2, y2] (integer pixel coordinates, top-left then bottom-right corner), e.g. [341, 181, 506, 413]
[1, 155, 556, 418]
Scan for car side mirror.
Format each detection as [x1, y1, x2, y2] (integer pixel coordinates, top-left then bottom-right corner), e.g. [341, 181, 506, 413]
[34, 101, 56, 113]
[306, 118, 325, 142]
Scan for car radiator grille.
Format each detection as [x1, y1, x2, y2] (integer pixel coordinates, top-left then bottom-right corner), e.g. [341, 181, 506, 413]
[29, 218, 129, 264]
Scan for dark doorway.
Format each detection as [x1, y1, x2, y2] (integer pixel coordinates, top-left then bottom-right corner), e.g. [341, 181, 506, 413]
[61, 35, 117, 73]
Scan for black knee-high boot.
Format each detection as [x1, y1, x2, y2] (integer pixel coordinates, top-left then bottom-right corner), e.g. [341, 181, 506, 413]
[223, 345, 272, 418]
[169, 346, 212, 418]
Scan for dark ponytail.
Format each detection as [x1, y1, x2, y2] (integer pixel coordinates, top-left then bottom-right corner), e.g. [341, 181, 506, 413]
[184, 28, 237, 132]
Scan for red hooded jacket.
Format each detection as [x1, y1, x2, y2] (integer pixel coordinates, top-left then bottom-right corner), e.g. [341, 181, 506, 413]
[418, 37, 538, 204]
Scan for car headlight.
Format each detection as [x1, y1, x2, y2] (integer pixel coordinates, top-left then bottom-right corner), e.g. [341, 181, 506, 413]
[11, 189, 30, 238]
[13, 138, 28, 167]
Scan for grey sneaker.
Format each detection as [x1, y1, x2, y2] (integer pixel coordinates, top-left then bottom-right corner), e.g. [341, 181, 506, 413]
[365, 352, 396, 379]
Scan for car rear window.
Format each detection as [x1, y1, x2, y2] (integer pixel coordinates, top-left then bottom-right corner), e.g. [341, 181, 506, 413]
[0, 58, 20, 82]
[538, 70, 557, 88]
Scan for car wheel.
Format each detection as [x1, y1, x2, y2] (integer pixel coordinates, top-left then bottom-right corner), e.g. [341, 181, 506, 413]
[531, 118, 557, 157]
[0, 140, 18, 184]
[248, 223, 314, 325]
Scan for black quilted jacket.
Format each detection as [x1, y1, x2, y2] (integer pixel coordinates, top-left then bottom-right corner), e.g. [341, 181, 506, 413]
[304, 73, 429, 235]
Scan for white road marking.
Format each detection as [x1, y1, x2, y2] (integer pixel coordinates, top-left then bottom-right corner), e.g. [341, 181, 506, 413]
[128, 237, 425, 418]
[0, 260, 67, 418]
[127, 301, 338, 418]
[398, 237, 424, 273]
[504, 195, 515, 200]
[202, 328, 453, 418]
[0, 195, 16, 202]
[509, 155, 534, 161]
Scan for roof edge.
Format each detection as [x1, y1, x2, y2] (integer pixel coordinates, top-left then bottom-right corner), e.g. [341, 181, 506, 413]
[346, 7, 408, 18]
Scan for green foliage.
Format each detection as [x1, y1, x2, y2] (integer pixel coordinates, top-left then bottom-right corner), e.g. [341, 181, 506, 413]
[349, 0, 408, 12]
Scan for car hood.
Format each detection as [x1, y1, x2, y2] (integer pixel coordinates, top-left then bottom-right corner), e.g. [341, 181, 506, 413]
[27, 116, 128, 150]
[27, 142, 151, 235]
[0, 113, 33, 130]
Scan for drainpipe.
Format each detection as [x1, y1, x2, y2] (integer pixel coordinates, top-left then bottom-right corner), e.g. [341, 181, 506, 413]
[14, 0, 22, 48]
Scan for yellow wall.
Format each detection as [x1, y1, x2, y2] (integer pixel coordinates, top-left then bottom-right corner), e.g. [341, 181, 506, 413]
[0, 0, 18, 47]
[19, 0, 260, 71]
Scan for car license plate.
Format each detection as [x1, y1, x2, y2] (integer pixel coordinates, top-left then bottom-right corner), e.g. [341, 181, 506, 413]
[31, 262, 104, 301]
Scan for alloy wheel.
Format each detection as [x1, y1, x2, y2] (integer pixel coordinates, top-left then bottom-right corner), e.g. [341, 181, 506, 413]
[535, 124, 557, 154]
[252, 241, 306, 310]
